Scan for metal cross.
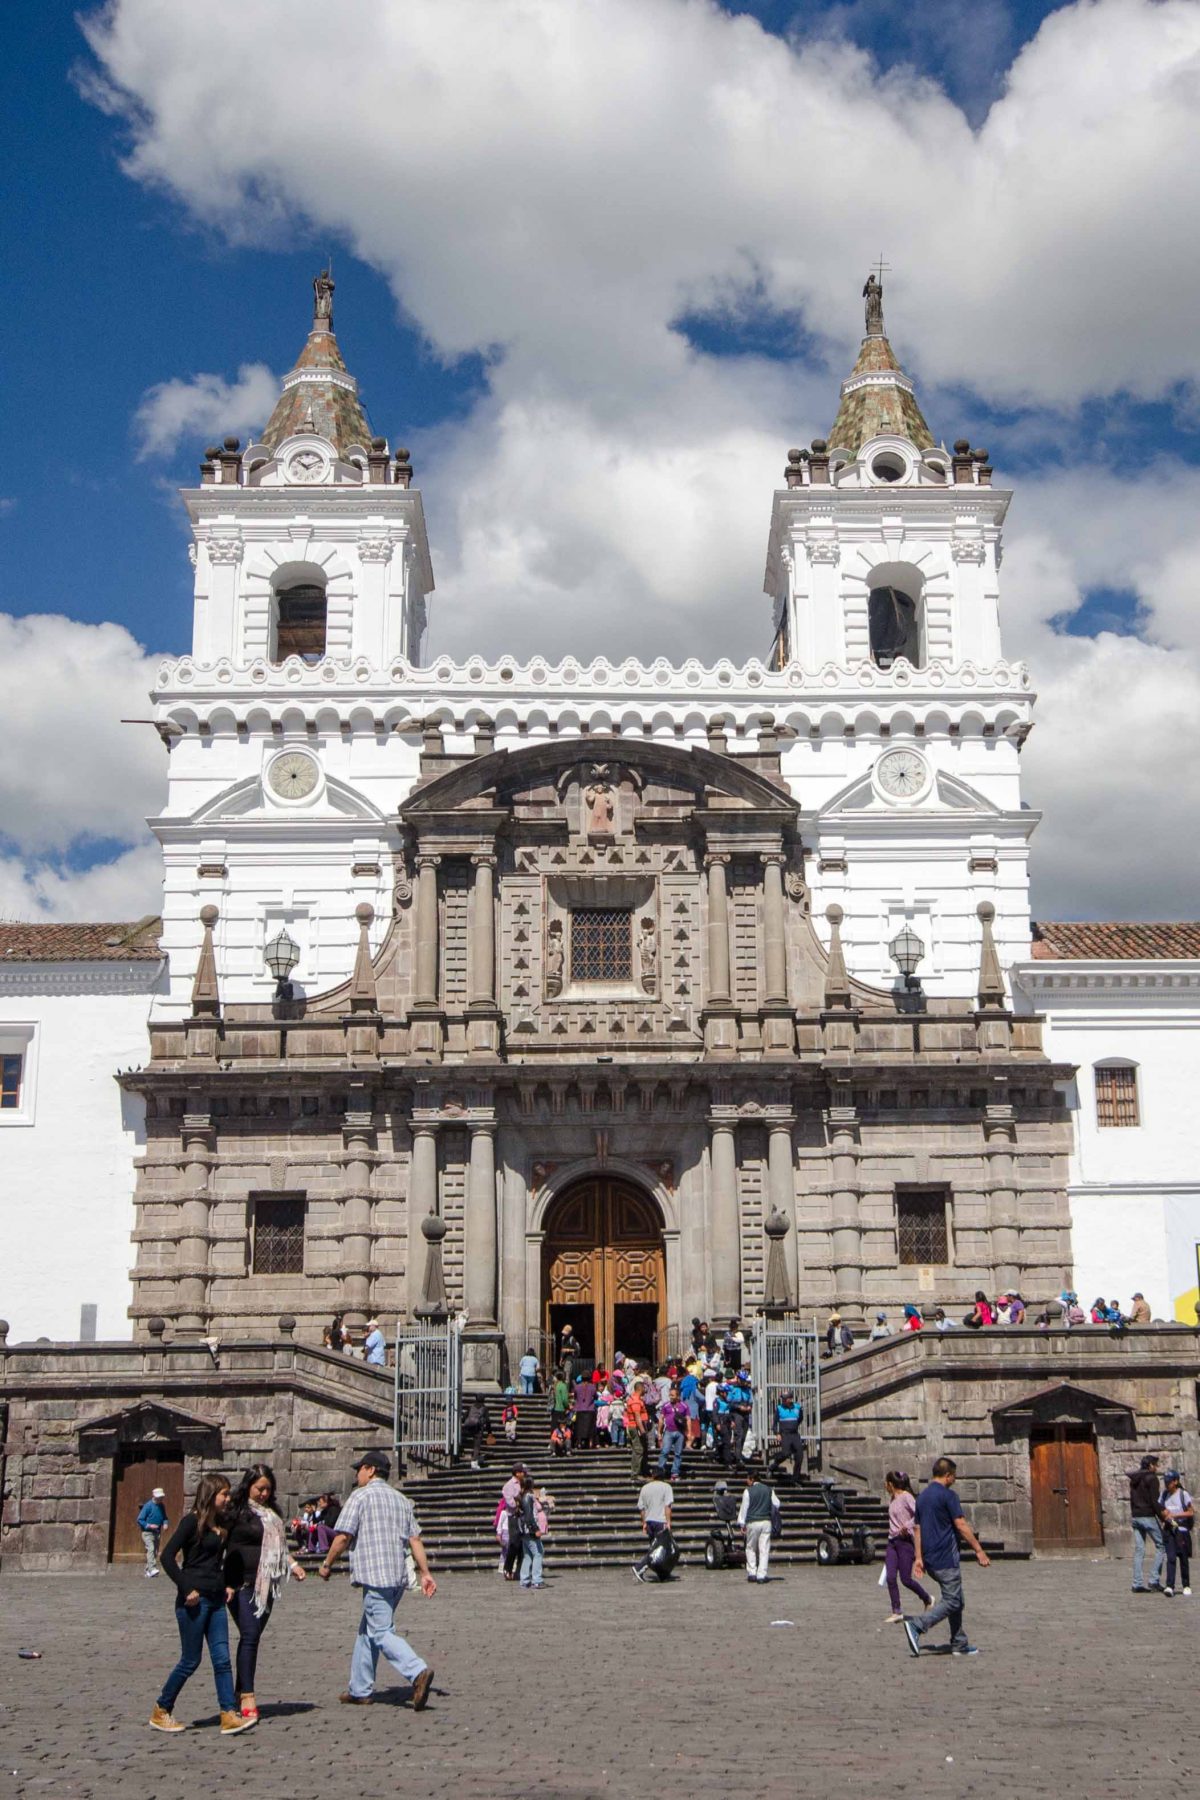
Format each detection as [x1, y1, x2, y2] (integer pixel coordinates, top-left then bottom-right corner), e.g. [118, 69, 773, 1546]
[873, 254, 892, 285]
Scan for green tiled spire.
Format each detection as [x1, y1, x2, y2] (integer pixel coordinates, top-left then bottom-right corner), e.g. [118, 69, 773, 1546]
[260, 270, 375, 456]
[828, 281, 934, 455]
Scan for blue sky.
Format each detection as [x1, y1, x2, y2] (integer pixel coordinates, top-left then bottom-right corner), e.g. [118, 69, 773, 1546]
[3, 0, 1199, 921]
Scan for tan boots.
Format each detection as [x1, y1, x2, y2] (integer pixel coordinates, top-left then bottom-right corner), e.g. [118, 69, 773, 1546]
[219, 1710, 253, 1735]
[148, 1705, 185, 1733]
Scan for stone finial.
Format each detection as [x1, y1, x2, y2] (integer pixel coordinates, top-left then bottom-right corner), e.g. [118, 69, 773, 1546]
[190, 905, 221, 1018]
[147, 1316, 166, 1339]
[706, 716, 730, 754]
[415, 1210, 449, 1319]
[952, 439, 974, 484]
[367, 436, 390, 484]
[809, 438, 830, 484]
[0, 1318, 9, 1346]
[976, 901, 1006, 1008]
[474, 716, 496, 757]
[278, 1314, 297, 1338]
[393, 447, 413, 488]
[784, 446, 807, 489]
[823, 903, 852, 1009]
[348, 902, 379, 1013]
[762, 1207, 795, 1315]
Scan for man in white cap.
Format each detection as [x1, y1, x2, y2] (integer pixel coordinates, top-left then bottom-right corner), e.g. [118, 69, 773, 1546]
[136, 1488, 169, 1577]
[364, 1318, 387, 1367]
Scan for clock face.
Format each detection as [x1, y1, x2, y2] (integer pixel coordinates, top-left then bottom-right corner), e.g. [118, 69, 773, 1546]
[268, 751, 320, 800]
[286, 448, 325, 483]
[876, 748, 927, 799]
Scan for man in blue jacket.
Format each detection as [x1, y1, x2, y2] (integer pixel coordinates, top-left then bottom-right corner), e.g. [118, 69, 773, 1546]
[768, 1391, 806, 1485]
[136, 1488, 168, 1577]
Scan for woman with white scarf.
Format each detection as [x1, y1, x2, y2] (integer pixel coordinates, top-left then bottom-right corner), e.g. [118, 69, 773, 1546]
[223, 1464, 306, 1726]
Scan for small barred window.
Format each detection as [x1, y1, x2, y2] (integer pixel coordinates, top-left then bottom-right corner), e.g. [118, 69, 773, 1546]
[570, 908, 632, 982]
[252, 1195, 306, 1275]
[1095, 1064, 1139, 1128]
[0, 1054, 22, 1109]
[896, 1188, 949, 1265]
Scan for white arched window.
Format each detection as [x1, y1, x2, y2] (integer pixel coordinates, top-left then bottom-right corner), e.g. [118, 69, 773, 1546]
[271, 568, 328, 663]
[1094, 1060, 1139, 1128]
[865, 561, 924, 670]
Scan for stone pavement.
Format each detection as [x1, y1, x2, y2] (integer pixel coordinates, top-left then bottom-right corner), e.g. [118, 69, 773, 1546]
[0, 1555, 1194, 1800]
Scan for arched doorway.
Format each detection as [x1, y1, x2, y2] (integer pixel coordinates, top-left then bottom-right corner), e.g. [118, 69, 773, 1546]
[543, 1177, 665, 1370]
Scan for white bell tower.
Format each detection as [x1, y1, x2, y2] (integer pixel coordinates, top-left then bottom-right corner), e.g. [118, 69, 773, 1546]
[765, 276, 1036, 997]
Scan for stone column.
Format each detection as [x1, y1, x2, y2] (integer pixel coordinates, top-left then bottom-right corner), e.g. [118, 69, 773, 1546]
[176, 1112, 215, 1335]
[984, 1104, 1020, 1292]
[709, 1117, 740, 1321]
[828, 1104, 864, 1322]
[705, 854, 732, 1005]
[340, 1103, 375, 1329]
[406, 1119, 440, 1319]
[468, 855, 496, 1005]
[464, 1118, 498, 1325]
[413, 853, 441, 1006]
[761, 854, 788, 1005]
[767, 1117, 799, 1304]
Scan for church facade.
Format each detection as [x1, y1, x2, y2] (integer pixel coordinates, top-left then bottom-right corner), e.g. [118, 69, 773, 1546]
[123, 271, 1074, 1377]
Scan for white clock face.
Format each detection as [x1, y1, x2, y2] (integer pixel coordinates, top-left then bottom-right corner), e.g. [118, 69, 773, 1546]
[286, 449, 325, 483]
[876, 748, 927, 799]
[268, 752, 320, 800]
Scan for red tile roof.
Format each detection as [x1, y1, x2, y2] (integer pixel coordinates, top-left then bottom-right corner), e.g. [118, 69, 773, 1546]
[1031, 921, 1200, 960]
[0, 916, 162, 962]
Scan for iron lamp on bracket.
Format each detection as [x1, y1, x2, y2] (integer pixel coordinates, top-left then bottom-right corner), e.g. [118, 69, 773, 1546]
[264, 926, 301, 1001]
[888, 924, 926, 1013]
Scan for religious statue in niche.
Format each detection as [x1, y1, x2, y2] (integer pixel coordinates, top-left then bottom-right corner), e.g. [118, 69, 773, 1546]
[545, 919, 564, 996]
[638, 916, 658, 994]
[583, 766, 617, 839]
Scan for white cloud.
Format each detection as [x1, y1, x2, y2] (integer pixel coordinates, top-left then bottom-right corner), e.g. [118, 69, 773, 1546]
[76, 0, 1200, 920]
[0, 615, 163, 920]
[135, 362, 279, 459]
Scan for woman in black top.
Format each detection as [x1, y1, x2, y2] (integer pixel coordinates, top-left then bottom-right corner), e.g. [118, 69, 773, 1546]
[150, 1473, 251, 1735]
[224, 1463, 306, 1725]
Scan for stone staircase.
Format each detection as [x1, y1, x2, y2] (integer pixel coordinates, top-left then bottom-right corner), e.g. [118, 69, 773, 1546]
[398, 1391, 891, 1572]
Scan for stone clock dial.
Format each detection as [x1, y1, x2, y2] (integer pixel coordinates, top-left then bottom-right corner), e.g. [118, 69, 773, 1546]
[876, 748, 927, 799]
[268, 752, 319, 800]
[286, 448, 325, 483]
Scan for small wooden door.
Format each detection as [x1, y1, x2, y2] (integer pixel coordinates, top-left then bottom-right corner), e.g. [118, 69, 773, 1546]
[544, 1179, 664, 1369]
[1030, 1424, 1104, 1549]
[110, 1444, 185, 1562]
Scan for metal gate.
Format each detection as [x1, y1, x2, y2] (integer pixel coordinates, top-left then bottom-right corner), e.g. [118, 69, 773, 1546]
[750, 1317, 821, 1469]
[392, 1318, 463, 1469]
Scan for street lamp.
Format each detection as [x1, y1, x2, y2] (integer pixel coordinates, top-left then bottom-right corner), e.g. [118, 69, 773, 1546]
[264, 926, 300, 1000]
[888, 924, 925, 1012]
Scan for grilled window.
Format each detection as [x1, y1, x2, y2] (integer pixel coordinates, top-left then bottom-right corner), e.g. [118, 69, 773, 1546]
[1095, 1064, 1139, 1128]
[570, 907, 632, 982]
[251, 1194, 306, 1275]
[896, 1188, 949, 1265]
[275, 584, 327, 662]
[0, 1054, 22, 1109]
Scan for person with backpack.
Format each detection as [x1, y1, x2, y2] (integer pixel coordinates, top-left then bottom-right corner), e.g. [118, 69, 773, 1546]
[1161, 1470, 1194, 1597]
[149, 1472, 251, 1735]
[137, 1488, 169, 1578]
[632, 1473, 674, 1582]
[737, 1470, 781, 1583]
[1129, 1454, 1166, 1592]
[517, 1474, 545, 1589]
[462, 1395, 492, 1471]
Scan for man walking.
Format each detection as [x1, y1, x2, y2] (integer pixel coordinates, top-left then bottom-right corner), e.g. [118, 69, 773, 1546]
[727, 1369, 754, 1464]
[626, 1378, 650, 1479]
[136, 1487, 168, 1577]
[902, 1457, 990, 1658]
[1129, 1453, 1166, 1592]
[318, 1450, 436, 1709]
[632, 1472, 673, 1581]
[767, 1390, 805, 1485]
[518, 1347, 541, 1395]
[738, 1469, 781, 1583]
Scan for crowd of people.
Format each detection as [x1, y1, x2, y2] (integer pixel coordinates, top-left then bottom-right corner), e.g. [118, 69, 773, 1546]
[836, 1287, 1159, 1351]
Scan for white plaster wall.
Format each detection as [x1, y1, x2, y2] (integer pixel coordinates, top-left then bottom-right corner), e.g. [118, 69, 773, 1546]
[0, 977, 160, 1342]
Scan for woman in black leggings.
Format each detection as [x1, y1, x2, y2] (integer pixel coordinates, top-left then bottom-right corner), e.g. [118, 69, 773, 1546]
[223, 1464, 307, 1725]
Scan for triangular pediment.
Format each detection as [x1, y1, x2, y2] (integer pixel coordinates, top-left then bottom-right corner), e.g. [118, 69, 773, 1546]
[815, 768, 1002, 820]
[192, 773, 386, 824]
[992, 1381, 1135, 1421]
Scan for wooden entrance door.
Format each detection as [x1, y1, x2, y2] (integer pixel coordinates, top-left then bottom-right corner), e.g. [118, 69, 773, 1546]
[544, 1179, 664, 1369]
[1029, 1424, 1104, 1549]
[110, 1444, 185, 1562]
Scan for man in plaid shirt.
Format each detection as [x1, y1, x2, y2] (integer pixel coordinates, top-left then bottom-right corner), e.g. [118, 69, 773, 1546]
[318, 1450, 437, 1708]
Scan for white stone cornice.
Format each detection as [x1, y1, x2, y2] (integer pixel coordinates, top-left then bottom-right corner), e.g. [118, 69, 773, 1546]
[0, 959, 165, 997]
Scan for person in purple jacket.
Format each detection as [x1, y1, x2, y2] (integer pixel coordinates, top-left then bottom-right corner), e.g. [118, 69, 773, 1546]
[656, 1385, 688, 1480]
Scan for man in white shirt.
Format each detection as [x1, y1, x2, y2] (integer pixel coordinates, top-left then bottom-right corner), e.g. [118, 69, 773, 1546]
[737, 1472, 781, 1583]
[364, 1319, 387, 1367]
[633, 1476, 673, 1581]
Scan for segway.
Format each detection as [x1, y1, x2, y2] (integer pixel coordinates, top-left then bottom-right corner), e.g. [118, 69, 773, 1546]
[814, 1479, 875, 1567]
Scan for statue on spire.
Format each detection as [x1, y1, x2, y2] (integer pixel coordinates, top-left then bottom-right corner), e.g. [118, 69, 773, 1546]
[863, 270, 884, 337]
[313, 267, 334, 328]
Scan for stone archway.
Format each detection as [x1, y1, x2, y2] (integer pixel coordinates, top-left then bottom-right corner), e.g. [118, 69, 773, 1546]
[543, 1176, 665, 1370]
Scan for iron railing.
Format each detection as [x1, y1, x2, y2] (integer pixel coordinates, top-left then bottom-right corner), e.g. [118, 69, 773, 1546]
[750, 1316, 821, 1467]
[392, 1317, 463, 1469]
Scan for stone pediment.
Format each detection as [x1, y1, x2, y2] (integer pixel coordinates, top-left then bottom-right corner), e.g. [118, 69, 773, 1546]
[402, 735, 798, 821]
[815, 767, 1002, 819]
[992, 1382, 1135, 1422]
[77, 1396, 222, 1447]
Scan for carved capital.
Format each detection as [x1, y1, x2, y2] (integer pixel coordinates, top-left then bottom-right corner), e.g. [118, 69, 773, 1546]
[950, 538, 987, 563]
[415, 852, 441, 872]
[206, 535, 243, 565]
[470, 853, 498, 870]
[357, 535, 394, 563]
[760, 852, 787, 869]
[704, 852, 731, 870]
[807, 541, 841, 565]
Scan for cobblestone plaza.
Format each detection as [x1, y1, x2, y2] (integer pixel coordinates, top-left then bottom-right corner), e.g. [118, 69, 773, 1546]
[0, 1558, 1193, 1799]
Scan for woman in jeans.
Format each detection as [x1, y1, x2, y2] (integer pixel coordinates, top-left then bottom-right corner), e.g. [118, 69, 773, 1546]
[518, 1474, 545, 1589]
[150, 1473, 251, 1736]
[1161, 1470, 1194, 1597]
[883, 1470, 932, 1623]
[223, 1464, 307, 1726]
